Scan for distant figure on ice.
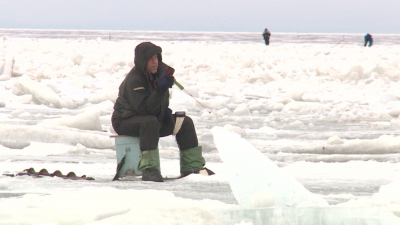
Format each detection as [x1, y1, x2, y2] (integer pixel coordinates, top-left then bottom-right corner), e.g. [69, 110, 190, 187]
[364, 33, 373, 47]
[262, 28, 271, 45]
[112, 42, 214, 182]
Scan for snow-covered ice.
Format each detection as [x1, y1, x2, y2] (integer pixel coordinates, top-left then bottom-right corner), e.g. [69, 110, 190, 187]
[1, 30, 400, 224]
[212, 126, 328, 208]
[212, 127, 400, 224]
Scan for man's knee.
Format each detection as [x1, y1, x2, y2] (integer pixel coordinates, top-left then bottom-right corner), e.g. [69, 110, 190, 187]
[179, 116, 196, 133]
[183, 116, 195, 126]
[184, 115, 193, 122]
[142, 115, 161, 130]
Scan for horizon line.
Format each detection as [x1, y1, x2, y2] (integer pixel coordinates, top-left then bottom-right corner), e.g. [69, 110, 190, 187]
[1, 28, 399, 35]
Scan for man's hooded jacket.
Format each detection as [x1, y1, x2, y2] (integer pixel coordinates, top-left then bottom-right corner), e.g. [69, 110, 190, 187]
[112, 42, 174, 129]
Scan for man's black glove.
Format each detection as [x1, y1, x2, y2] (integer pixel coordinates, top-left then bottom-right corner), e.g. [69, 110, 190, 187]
[156, 75, 174, 90]
[164, 107, 173, 124]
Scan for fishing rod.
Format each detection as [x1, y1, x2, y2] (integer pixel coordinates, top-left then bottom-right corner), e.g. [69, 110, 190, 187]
[174, 80, 211, 114]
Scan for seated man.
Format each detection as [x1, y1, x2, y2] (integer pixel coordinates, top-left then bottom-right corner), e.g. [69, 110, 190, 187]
[111, 42, 214, 182]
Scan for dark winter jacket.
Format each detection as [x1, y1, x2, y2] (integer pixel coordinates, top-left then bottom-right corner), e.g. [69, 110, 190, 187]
[364, 34, 373, 43]
[262, 29, 271, 39]
[112, 42, 174, 128]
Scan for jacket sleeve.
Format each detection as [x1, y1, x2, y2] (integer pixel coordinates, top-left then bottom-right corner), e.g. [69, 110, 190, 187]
[124, 77, 167, 116]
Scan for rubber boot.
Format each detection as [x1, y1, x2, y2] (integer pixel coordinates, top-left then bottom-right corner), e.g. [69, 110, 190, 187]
[180, 146, 206, 176]
[142, 168, 163, 182]
[138, 149, 163, 182]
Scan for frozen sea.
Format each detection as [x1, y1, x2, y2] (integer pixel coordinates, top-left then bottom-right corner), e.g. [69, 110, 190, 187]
[1, 29, 400, 224]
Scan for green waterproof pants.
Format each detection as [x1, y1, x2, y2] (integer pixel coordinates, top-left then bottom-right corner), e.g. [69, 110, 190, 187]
[180, 146, 205, 175]
[137, 149, 160, 171]
[137, 146, 205, 175]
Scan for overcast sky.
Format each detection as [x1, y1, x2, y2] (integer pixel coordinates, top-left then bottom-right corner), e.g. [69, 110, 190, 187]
[0, 0, 399, 34]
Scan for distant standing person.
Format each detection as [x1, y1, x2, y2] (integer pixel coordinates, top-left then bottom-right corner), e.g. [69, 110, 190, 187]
[262, 28, 271, 46]
[364, 33, 373, 47]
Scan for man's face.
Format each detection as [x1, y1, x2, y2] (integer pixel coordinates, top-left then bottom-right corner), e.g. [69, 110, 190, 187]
[146, 54, 158, 74]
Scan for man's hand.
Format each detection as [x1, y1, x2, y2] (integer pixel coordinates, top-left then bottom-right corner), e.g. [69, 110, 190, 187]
[156, 75, 174, 90]
[156, 67, 175, 90]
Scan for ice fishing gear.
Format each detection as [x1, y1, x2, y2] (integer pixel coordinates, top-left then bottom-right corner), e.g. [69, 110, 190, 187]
[2, 168, 94, 180]
[173, 111, 185, 135]
[174, 80, 211, 113]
